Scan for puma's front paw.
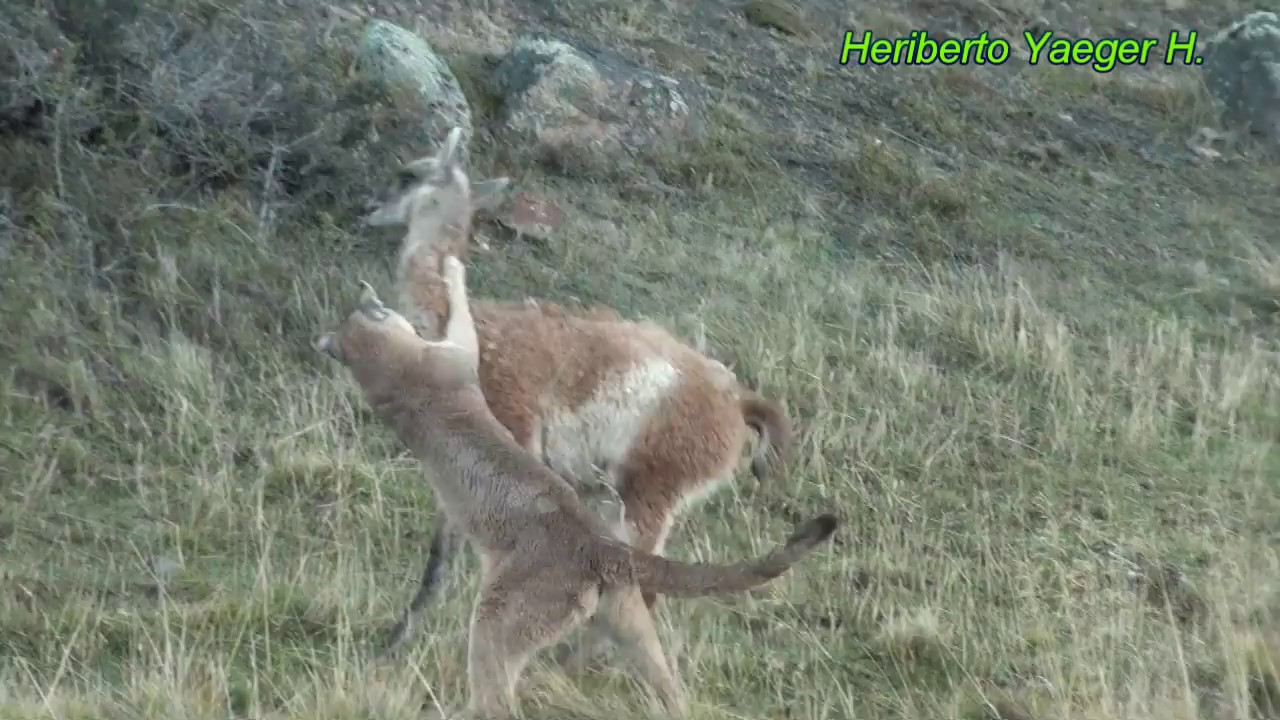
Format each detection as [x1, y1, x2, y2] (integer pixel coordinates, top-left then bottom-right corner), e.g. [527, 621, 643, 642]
[441, 255, 466, 289]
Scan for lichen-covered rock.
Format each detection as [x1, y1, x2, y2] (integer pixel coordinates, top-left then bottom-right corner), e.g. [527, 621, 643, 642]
[355, 20, 473, 159]
[1204, 11, 1280, 152]
[492, 36, 703, 170]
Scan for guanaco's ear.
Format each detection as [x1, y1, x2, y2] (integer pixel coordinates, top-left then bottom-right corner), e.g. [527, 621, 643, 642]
[401, 154, 439, 180]
[362, 187, 418, 227]
[437, 126, 466, 170]
[470, 177, 511, 213]
[401, 126, 466, 180]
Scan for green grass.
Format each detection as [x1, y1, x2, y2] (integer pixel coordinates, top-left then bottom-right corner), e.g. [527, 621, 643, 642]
[4, 1, 1280, 719]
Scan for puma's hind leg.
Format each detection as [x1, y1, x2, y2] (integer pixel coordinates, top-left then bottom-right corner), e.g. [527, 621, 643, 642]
[463, 566, 601, 719]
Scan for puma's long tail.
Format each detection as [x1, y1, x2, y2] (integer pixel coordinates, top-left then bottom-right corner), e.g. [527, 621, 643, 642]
[611, 514, 838, 598]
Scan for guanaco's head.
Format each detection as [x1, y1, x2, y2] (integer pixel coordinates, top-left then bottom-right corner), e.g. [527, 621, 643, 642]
[363, 127, 511, 255]
[313, 281, 423, 371]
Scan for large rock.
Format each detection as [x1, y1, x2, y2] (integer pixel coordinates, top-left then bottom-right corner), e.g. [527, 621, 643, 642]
[355, 20, 474, 160]
[492, 36, 703, 170]
[1205, 11, 1280, 152]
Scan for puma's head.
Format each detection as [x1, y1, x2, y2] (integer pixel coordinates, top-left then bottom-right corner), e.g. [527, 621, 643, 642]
[313, 281, 422, 368]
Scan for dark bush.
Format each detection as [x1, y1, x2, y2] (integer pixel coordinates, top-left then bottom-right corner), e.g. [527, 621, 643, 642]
[3, 0, 448, 236]
[0, 0, 461, 357]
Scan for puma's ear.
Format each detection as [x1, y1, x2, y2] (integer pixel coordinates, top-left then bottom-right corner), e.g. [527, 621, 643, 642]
[313, 332, 338, 358]
[357, 281, 388, 320]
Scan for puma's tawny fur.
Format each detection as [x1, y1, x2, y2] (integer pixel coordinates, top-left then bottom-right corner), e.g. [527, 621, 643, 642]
[314, 258, 838, 719]
[364, 129, 794, 642]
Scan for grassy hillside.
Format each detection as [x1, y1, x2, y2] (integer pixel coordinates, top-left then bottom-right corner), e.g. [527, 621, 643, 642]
[3, 1, 1280, 718]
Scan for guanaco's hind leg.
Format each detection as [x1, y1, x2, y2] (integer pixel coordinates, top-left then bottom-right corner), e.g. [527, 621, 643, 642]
[377, 516, 463, 659]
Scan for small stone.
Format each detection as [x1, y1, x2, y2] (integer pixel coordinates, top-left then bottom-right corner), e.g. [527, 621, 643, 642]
[495, 191, 565, 241]
[743, 0, 811, 37]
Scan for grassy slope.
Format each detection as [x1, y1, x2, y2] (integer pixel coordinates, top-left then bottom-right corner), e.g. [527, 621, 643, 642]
[3, 1, 1280, 719]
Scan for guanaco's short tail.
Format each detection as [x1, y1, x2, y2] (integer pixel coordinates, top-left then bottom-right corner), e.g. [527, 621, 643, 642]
[740, 390, 792, 481]
[613, 514, 838, 599]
